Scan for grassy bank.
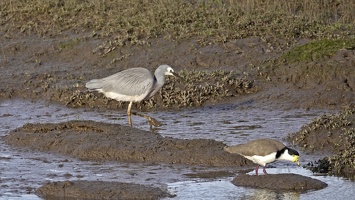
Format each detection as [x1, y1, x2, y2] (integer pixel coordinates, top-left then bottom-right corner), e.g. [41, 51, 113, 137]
[1, 0, 354, 47]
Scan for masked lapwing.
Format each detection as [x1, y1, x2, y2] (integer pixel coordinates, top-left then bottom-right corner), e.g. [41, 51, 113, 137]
[224, 138, 300, 175]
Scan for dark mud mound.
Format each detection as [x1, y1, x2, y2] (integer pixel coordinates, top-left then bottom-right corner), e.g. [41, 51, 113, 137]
[288, 107, 355, 179]
[5, 120, 250, 167]
[232, 174, 327, 192]
[36, 180, 174, 200]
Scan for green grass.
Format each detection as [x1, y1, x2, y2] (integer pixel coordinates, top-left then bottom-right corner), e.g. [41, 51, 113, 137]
[281, 38, 355, 62]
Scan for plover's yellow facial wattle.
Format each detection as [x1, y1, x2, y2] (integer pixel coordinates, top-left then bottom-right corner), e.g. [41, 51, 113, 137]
[293, 155, 300, 166]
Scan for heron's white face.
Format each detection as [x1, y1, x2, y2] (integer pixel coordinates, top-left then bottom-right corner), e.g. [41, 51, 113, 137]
[165, 67, 175, 76]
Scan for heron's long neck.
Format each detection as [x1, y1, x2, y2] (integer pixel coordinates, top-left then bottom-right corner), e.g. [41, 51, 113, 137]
[147, 74, 165, 98]
[155, 71, 166, 86]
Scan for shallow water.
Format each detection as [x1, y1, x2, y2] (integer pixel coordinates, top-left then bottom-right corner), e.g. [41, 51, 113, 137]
[165, 168, 355, 200]
[0, 99, 353, 199]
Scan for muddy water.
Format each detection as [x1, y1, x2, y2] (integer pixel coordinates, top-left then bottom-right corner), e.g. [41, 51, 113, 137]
[0, 99, 354, 199]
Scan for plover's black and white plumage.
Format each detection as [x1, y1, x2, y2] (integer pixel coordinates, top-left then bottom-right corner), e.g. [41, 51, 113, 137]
[224, 138, 300, 175]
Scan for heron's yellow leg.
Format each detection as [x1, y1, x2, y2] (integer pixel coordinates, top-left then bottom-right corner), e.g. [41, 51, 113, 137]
[131, 112, 163, 127]
[127, 102, 133, 127]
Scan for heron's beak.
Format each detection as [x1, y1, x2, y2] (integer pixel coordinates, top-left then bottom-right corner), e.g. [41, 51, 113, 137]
[293, 155, 300, 166]
[171, 71, 182, 79]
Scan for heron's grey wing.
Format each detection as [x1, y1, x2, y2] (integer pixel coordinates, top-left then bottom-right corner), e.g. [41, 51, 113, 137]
[98, 68, 154, 96]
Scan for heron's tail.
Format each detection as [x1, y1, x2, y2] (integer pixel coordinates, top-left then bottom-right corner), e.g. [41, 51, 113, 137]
[85, 79, 103, 90]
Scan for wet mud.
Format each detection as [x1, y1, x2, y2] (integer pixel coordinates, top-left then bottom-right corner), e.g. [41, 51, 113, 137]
[1, 35, 354, 111]
[232, 174, 328, 192]
[36, 180, 174, 200]
[5, 120, 249, 167]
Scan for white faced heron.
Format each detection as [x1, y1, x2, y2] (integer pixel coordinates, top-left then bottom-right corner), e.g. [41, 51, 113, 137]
[86, 64, 179, 127]
[224, 138, 300, 175]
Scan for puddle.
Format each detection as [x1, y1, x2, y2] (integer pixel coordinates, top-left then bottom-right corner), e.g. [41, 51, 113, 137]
[0, 99, 353, 199]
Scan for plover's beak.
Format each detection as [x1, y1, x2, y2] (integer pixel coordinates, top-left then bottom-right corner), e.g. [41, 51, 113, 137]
[293, 155, 300, 166]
